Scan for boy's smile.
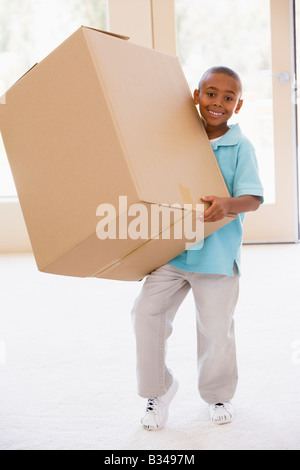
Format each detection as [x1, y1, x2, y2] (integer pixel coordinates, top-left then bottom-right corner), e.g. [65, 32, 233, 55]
[194, 72, 243, 139]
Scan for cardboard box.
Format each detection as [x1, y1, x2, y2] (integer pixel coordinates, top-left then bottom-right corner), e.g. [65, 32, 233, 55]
[0, 26, 234, 281]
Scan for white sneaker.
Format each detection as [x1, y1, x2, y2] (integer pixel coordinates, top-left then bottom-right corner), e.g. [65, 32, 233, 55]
[209, 402, 235, 425]
[141, 379, 179, 431]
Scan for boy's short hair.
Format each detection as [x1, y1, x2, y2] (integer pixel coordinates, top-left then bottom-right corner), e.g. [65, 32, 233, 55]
[198, 66, 242, 95]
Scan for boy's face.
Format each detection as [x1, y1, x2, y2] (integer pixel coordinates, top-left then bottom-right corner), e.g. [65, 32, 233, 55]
[194, 72, 243, 136]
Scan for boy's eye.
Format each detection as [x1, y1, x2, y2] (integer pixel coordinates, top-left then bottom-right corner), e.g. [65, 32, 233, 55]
[225, 96, 233, 101]
[207, 93, 215, 97]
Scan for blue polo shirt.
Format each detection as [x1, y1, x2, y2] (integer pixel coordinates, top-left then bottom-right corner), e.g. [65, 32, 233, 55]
[168, 123, 264, 277]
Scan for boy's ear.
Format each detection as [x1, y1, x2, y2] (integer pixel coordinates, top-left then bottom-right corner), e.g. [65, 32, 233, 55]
[193, 89, 200, 105]
[234, 99, 244, 114]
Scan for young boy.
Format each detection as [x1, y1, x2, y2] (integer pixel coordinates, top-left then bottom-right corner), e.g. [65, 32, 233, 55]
[131, 66, 264, 430]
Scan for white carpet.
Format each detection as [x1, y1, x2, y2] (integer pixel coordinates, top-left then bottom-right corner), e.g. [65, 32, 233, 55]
[0, 244, 300, 450]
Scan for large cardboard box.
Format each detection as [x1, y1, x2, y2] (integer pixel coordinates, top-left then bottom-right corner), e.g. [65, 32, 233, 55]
[0, 27, 234, 281]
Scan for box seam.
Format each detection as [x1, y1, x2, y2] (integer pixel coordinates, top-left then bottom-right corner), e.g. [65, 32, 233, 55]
[82, 27, 144, 201]
[40, 201, 191, 275]
[38, 200, 181, 271]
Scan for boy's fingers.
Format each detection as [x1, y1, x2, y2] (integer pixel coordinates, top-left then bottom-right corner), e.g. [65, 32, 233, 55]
[205, 206, 223, 222]
[205, 210, 218, 221]
[202, 196, 216, 217]
[203, 196, 216, 215]
[201, 196, 215, 202]
[204, 206, 218, 221]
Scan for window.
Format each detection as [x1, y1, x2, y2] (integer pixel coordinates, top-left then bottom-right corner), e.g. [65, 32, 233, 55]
[295, 0, 300, 229]
[0, 0, 107, 198]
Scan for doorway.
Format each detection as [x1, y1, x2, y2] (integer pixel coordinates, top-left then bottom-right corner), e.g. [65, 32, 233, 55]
[175, 0, 299, 242]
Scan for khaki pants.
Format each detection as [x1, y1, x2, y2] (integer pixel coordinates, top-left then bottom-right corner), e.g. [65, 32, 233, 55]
[131, 263, 239, 404]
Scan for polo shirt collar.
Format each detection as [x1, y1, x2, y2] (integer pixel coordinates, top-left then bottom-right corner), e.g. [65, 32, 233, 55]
[210, 123, 241, 150]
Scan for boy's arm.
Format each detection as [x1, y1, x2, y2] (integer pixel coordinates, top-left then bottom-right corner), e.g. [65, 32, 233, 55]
[202, 195, 261, 222]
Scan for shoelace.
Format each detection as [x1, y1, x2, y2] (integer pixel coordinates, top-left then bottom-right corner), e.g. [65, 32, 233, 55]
[146, 398, 158, 412]
[211, 402, 233, 419]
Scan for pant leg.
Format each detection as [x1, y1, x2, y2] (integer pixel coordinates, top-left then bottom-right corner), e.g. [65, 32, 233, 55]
[190, 268, 239, 404]
[131, 264, 190, 398]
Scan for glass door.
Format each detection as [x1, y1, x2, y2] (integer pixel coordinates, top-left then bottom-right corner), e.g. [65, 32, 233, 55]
[295, 0, 300, 236]
[175, 0, 299, 242]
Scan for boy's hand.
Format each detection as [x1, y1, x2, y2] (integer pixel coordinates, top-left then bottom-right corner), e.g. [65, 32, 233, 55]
[201, 196, 230, 222]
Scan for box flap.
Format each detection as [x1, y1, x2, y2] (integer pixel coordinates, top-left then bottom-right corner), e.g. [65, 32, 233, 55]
[2, 27, 128, 98]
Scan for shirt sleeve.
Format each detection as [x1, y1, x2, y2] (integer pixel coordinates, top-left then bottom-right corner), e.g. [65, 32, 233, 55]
[232, 140, 264, 204]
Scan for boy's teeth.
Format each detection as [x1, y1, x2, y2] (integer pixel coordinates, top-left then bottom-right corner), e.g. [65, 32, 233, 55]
[209, 110, 222, 116]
